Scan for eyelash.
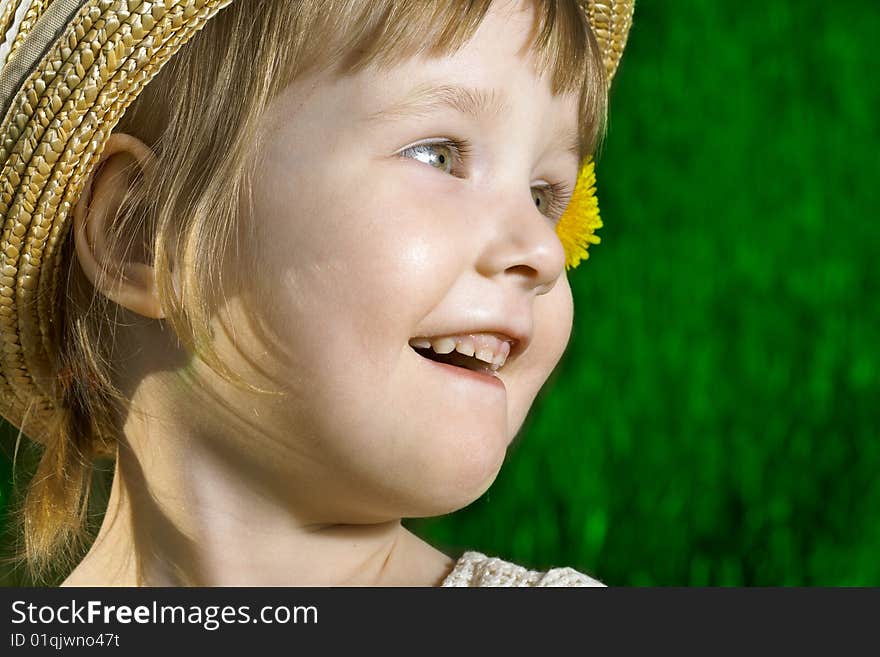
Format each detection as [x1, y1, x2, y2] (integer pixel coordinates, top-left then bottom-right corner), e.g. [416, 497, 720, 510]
[399, 138, 574, 220]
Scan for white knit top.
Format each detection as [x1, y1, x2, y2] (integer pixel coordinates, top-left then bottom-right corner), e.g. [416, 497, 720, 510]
[440, 550, 605, 587]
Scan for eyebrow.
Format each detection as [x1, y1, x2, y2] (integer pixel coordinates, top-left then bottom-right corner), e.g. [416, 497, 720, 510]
[364, 82, 582, 162]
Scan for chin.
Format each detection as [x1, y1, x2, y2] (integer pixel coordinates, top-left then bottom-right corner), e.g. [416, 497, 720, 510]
[402, 439, 509, 517]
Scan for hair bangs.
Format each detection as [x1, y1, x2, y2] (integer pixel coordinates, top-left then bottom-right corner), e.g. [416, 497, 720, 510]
[320, 0, 608, 161]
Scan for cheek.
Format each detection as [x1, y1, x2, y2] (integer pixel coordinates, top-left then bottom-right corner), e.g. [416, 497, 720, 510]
[534, 275, 575, 375]
[242, 166, 467, 385]
[506, 275, 574, 433]
[260, 166, 463, 308]
[545, 275, 575, 358]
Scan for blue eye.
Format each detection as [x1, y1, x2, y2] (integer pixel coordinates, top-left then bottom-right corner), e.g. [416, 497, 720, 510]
[399, 139, 471, 177]
[399, 138, 574, 220]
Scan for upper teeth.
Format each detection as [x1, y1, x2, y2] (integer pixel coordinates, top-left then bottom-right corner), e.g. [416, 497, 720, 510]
[408, 333, 514, 371]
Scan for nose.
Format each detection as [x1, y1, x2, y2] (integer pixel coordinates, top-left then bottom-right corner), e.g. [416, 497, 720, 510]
[475, 185, 567, 295]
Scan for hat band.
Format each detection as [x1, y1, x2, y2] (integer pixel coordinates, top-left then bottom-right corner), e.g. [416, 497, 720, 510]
[0, 0, 89, 121]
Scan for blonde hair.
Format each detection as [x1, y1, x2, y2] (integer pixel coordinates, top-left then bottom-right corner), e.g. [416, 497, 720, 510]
[1, 0, 608, 585]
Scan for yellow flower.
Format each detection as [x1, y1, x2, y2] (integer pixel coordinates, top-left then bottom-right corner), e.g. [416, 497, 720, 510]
[556, 157, 602, 270]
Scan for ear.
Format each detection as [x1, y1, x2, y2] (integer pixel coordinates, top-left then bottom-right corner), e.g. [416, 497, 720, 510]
[73, 132, 166, 319]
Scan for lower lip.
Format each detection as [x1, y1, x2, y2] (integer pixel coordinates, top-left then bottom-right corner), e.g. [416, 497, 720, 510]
[414, 350, 506, 390]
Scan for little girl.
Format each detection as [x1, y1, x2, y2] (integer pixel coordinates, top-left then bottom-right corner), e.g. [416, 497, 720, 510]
[0, 0, 633, 586]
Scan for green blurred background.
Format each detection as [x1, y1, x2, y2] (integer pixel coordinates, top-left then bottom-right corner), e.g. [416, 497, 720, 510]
[2, 0, 878, 585]
[411, 0, 880, 585]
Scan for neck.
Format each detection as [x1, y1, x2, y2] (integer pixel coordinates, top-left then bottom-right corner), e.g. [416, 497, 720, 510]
[61, 405, 455, 587]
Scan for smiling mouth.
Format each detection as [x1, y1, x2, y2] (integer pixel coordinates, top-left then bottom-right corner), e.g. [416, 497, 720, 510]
[411, 345, 498, 375]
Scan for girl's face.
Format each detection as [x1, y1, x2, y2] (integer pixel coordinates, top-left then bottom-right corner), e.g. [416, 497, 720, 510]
[224, 0, 579, 519]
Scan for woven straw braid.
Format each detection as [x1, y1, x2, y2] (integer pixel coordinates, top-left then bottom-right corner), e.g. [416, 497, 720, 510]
[7, 1, 53, 64]
[584, 0, 635, 84]
[0, 2, 22, 53]
[0, 0, 633, 439]
[0, 0, 234, 435]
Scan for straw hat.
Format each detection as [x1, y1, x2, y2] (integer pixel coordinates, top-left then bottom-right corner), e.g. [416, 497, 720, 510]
[0, 0, 634, 439]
